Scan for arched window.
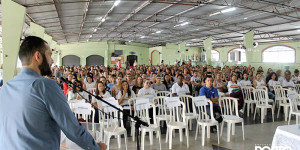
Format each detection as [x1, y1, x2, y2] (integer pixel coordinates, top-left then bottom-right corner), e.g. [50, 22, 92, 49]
[211, 50, 219, 61]
[262, 45, 295, 63]
[228, 48, 246, 63]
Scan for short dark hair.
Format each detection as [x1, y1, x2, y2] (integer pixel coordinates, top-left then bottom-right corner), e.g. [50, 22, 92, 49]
[19, 36, 48, 65]
[295, 69, 299, 73]
[177, 74, 184, 78]
[204, 75, 213, 82]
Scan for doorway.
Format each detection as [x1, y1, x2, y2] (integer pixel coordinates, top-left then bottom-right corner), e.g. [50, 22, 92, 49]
[127, 55, 138, 66]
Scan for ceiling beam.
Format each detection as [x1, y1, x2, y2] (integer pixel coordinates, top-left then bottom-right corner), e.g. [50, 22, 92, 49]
[52, 0, 68, 42]
[78, 1, 90, 41]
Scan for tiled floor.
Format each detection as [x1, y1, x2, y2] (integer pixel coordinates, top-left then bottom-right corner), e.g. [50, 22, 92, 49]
[106, 112, 295, 150]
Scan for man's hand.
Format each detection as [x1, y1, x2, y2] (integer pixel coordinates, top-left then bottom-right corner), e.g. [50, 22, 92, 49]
[97, 142, 107, 150]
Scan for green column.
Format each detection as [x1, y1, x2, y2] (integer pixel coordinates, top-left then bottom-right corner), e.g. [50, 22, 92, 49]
[2, 0, 26, 83]
[204, 37, 212, 65]
[43, 34, 52, 45]
[244, 30, 254, 65]
[30, 22, 45, 39]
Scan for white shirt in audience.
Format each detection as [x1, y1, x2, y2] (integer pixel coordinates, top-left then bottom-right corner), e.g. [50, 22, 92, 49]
[171, 82, 190, 96]
[67, 91, 89, 101]
[282, 78, 295, 88]
[116, 90, 136, 106]
[254, 79, 265, 88]
[239, 80, 252, 87]
[278, 76, 284, 84]
[91, 92, 112, 103]
[137, 87, 157, 103]
[227, 81, 241, 94]
[268, 80, 281, 90]
[291, 76, 300, 84]
[85, 82, 96, 90]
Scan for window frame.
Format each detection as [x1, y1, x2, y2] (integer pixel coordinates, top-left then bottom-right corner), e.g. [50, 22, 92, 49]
[262, 45, 296, 63]
[227, 48, 247, 63]
[211, 50, 220, 61]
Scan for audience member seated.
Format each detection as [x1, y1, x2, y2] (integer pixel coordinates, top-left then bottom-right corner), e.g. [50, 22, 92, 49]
[292, 69, 300, 84]
[67, 80, 89, 101]
[171, 74, 190, 97]
[83, 74, 96, 90]
[92, 81, 112, 108]
[111, 75, 123, 98]
[227, 74, 244, 112]
[151, 75, 167, 92]
[282, 71, 295, 88]
[213, 72, 226, 96]
[239, 72, 252, 87]
[163, 74, 174, 91]
[132, 76, 143, 95]
[191, 71, 202, 96]
[107, 74, 116, 92]
[253, 73, 266, 88]
[267, 72, 280, 98]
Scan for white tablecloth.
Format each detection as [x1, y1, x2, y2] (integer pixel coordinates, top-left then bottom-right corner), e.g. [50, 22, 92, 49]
[272, 125, 300, 150]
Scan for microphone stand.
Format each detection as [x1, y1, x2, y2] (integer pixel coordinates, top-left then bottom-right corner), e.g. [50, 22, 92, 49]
[60, 77, 148, 150]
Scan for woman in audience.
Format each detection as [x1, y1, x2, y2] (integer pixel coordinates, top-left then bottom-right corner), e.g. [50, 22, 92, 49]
[213, 72, 226, 96]
[227, 74, 244, 112]
[132, 76, 143, 95]
[107, 74, 116, 92]
[276, 70, 284, 84]
[116, 81, 136, 127]
[239, 72, 252, 87]
[163, 74, 173, 91]
[83, 74, 96, 90]
[151, 75, 167, 92]
[92, 81, 112, 108]
[112, 75, 123, 98]
[267, 72, 280, 97]
[253, 73, 266, 88]
[191, 71, 202, 95]
[67, 80, 89, 101]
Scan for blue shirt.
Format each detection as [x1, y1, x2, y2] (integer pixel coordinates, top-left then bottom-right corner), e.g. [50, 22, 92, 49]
[0, 68, 99, 150]
[199, 85, 219, 99]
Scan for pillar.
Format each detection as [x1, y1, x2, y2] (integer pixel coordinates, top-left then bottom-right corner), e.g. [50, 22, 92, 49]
[2, 0, 26, 83]
[204, 36, 212, 65]
[244, 30, 254, 65]
[30, 22, 45, 39]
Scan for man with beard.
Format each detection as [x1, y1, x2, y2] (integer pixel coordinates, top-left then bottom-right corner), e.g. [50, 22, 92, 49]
[0, 36, 106, 150]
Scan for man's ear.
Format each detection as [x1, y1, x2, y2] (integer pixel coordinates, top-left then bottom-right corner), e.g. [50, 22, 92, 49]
[33, 51, 42, 64]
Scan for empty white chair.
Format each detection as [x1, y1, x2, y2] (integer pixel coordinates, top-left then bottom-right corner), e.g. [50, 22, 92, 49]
[134, 101, 161, 150]
[219, 97, 245, 142]
[165, 99, 189, 149]
[287, 89, 300, 125]
[276, 88, 290, 121]
[179, 95, 197, 130]
[154, 96, 170, 127]
[193, 99, 220, 146]
[156, 91, 171, 97]
[253, 89, 274, 123]
[241, 87, 256, 117]
[102, 104, 128, 150]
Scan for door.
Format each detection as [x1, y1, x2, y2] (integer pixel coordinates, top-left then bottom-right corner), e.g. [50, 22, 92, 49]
[127, 55, 137, 66]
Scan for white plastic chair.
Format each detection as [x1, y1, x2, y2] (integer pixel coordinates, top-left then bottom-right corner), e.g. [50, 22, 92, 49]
[165, 99, 189, 149]
[276, 88, 290, 121]
[71, 103, 96, 138]
[87, 87, 96, 93]
[241, 87, 256, 117]
[273, 85, 282, 109]
[102, 104, 128, 150]
[154, 96, 170, 128]
[219, 97, 245, 142]
[287, 89, 300, 125]
[179, 95, 197, 130]
[134, 102, 162, 150]
[193, 99, 220, 146]
[256, 86, 274, 105]
[156, 91, 171, 97]
[294, 84, 300, 94]
[253, 89, 274, 123]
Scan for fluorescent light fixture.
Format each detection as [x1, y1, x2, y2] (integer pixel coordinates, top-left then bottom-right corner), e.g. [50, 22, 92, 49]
[180, 22, 189, 26]
[209, 11, 221, 16]
[244, 17, 248, 20]
[221, 7, 236, 13]
[129, 41, 132, 42]
[94, 28, 97, 32]
[156, 30, 162, 33]
[90, 35, 92, 38]
[140, 36, 145, 38]
[298, 29, 300, 32]
[101, 18, 106, 22]
[114, 0, 121, 6]
[86, 40, 89, 42]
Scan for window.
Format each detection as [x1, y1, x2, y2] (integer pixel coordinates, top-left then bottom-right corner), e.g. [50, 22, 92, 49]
[228, 48, 246, 62]
[211, 50, 219, 61]
[262, 46, 295, 63]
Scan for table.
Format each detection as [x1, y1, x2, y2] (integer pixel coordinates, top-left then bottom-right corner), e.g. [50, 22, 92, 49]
[272, 125, 300, 150]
